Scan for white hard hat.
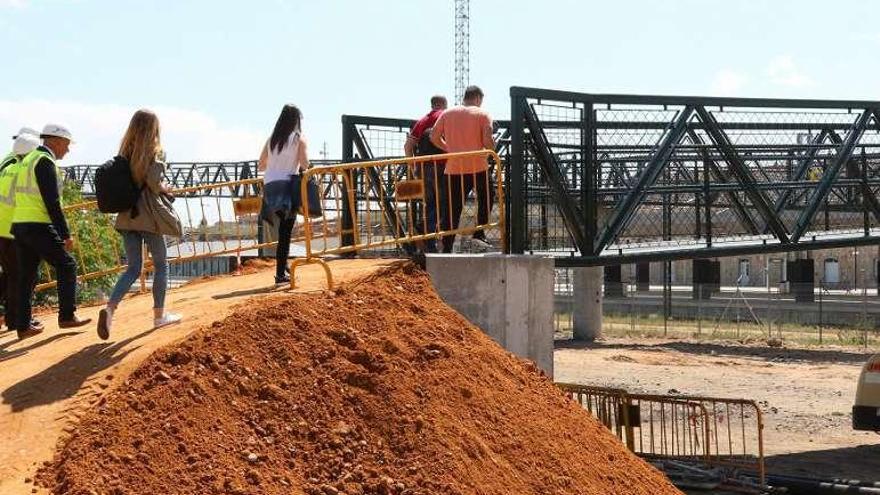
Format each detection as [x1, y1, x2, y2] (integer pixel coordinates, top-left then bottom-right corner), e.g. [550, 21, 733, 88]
[40, 123, 74, 142]
[12, 127, 38, 139]
[12, 127, 40, 155]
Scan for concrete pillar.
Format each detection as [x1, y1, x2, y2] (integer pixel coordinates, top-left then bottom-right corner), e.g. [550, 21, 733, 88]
[426, 255, 554, 376]
[572, 266, 603, 341]
[693, 259, 719, 300]
[787, 258, 815, 303]
[636, 262, 650, 292]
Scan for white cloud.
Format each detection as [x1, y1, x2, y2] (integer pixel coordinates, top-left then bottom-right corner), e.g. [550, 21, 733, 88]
[851, 33, 880, 43]
[766, 55, 814, 88]
[710, 69, 749, 96]
[0, 0, 27, 7]
[0, 99, 264, 165]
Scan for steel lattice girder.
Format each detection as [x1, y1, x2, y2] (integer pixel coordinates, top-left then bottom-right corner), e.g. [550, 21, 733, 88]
[62, 161, 337, 198]
[790, 109, 873, 242]
[594, 105, 696, 254]
[339, 91, 880, 266]
[523, 103, 589, 254]
[694, 106, 791, 243]
[686, 129, 759, 235]
[508, 86, 880, 265]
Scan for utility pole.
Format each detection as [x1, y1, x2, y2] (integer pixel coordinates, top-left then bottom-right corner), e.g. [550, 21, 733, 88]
[454, 0, 470, 104]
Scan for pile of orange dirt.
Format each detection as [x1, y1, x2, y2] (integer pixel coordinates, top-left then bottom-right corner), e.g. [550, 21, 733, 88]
[37, 264, 680, 495]
[237, 257, 277, 275]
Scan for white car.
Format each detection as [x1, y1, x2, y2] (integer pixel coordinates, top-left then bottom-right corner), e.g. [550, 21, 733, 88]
[853, 354, 880, 431]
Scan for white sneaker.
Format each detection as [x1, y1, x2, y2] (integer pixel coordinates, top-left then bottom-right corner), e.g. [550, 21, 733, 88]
[154, 313, 182, 329]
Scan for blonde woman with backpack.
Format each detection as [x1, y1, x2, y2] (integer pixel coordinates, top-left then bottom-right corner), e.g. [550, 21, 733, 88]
[97, 109, 182, 340]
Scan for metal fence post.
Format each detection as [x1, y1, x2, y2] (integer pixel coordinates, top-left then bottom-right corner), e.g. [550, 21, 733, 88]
[630, 284, 636, 335]
[818, 280, 824, 344]
[340, 116, 356, 251]
[697, 284, 702, 336]
[509, 91, 526, 254]
[862, 270, 869, 349]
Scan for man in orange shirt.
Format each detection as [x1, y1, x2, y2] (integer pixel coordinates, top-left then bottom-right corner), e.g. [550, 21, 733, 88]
[430, 85, 495, 253]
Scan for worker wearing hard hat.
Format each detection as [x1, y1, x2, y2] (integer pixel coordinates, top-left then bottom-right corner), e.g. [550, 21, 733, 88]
[10, 127, 40, 157]
[10, 124, 91, 340]
[0, 128, 44, 335]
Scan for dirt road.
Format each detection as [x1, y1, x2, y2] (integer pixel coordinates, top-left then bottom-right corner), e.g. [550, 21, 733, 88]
[0, 259, 395, 495]
[555, 338, 880, 480]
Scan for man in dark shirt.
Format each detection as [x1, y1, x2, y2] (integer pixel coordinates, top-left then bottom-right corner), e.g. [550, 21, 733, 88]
[404, 95, 447, 252]
[11, 124, 91, 340]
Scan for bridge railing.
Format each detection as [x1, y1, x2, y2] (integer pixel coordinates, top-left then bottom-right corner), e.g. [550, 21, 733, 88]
[62, 160, 340, 195]
[39, 150, 508, 295]
[289, 149, 507, 289]
[509, 86, 880, 265]
[34, 177, 284, 294]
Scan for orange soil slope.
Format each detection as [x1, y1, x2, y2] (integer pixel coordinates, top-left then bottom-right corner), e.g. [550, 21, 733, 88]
[38, 265, 680, 495]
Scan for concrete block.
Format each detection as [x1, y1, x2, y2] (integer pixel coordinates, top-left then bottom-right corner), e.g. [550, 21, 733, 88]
[426, 254, 554, 377]
[572, 266, 603, 341]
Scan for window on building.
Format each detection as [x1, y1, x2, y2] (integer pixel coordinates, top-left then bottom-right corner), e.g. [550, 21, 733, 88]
[768, 258, 784, 284]
[824, 258, 840, 284]
[738, 259, 750, 285]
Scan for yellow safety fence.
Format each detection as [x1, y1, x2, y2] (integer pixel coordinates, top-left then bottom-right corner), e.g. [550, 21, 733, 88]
[557, 383, 766, 486]
[33, 177, 285, 294]
[32, 149, 505, 297]
[289, 149, 506, 290]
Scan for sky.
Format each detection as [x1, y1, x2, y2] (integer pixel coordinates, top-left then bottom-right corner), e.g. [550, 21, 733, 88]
[2, 0, 879, 165]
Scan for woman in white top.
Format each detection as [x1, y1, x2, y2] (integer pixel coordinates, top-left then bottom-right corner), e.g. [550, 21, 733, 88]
[258, 104, 310, 284]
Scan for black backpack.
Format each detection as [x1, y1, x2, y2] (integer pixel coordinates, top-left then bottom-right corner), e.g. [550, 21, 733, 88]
[95, 156, 142, 216]
[415, 127, 445, 157]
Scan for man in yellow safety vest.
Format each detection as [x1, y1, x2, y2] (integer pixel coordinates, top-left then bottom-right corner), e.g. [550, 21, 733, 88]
[11, 124, 91, 340]
[0, 128, 44, 335]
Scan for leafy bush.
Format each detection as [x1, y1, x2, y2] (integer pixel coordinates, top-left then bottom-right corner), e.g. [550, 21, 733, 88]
[33, 181, 122, 306]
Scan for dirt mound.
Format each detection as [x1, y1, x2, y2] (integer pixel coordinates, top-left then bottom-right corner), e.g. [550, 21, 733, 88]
[238, 257, 276, 274]
[37, 264, 680, 495]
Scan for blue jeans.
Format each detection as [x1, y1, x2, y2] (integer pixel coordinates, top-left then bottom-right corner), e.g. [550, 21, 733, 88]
[421, 162, 446, 252]
[109, 230, 168, 309]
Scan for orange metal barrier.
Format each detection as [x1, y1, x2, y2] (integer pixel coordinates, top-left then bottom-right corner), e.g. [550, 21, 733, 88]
[673, 395, 766, 483]
[289, 149, 506, 290]
[557, 384, 634, 449]
[557, 383, 765, 486]
[34, 151, 506, 295]
[34, 177, 284, 293]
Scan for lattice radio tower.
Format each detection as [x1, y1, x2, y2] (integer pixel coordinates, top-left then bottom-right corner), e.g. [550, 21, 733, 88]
[454, 0, 470, 104]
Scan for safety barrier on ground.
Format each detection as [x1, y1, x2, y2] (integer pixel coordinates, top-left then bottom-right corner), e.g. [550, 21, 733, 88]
[289, 149, 506, 290]
[34, 177, 287, 294]
[556, 384, 635, 449]
[557, 383, 765, 485]
[625, 393, 711, 464]
[678, 395, 766, 483]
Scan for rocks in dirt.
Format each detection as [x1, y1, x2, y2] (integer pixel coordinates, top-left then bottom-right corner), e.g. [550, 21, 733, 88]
[257, 383, 285, 401]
